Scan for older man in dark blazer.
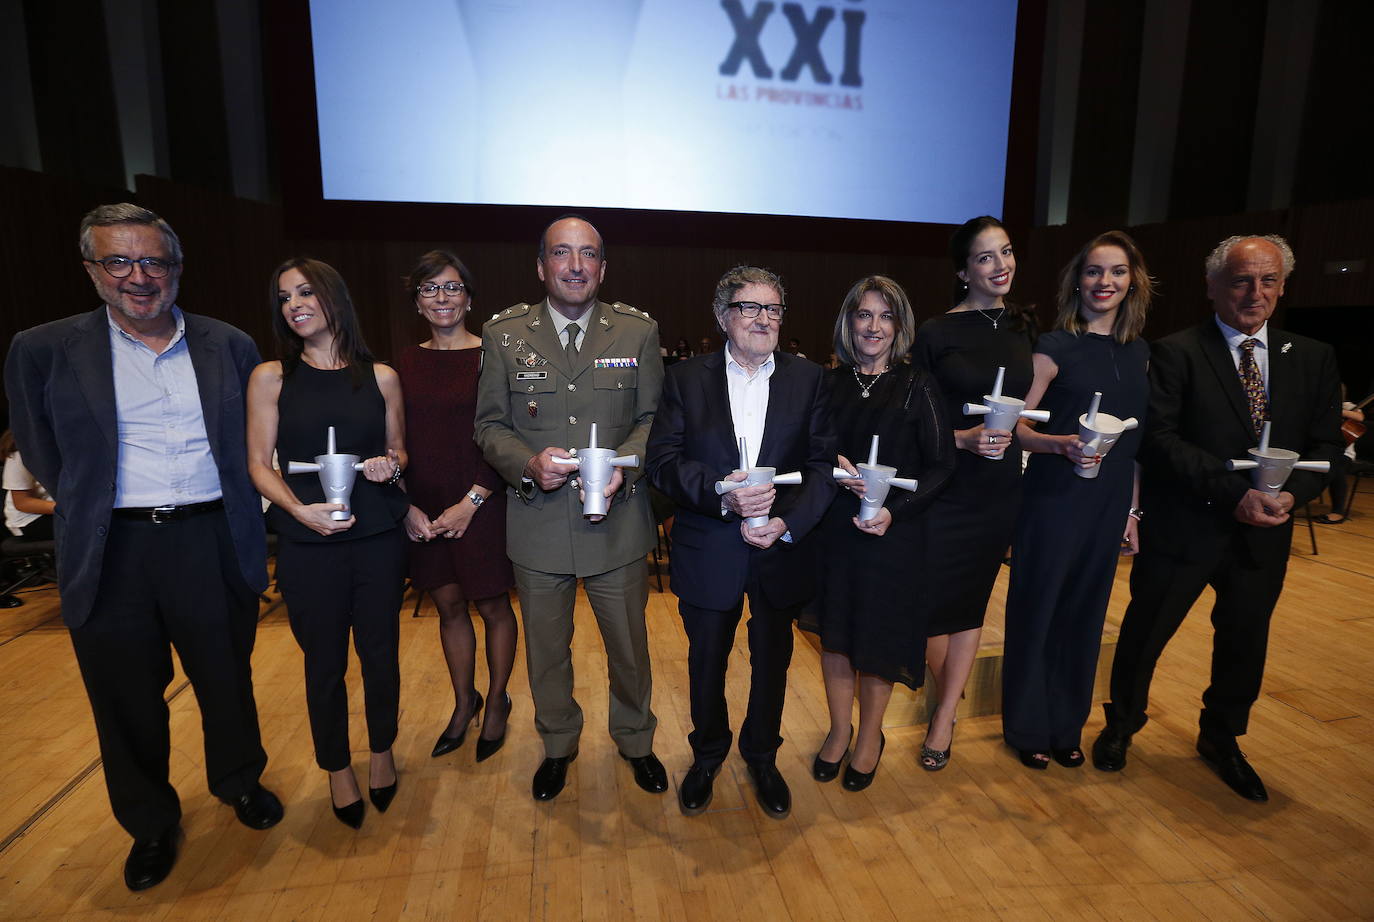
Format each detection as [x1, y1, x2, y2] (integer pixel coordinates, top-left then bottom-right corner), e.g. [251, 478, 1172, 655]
[4, 204, 279, 891]
[647, 266, 836, 819]
[1092, 235, 1342, 802]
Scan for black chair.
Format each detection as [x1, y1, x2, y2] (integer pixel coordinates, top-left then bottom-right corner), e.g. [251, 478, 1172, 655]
[1, 536, 57, 608]
[1341, 458, 1374, 520]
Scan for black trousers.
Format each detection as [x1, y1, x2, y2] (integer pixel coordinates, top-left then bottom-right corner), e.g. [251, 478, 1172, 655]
[1106, 533, 1288, 741]
[679, 574, 797, 769]
[68, 511, 266, 841]
[275, 526, 406, 771]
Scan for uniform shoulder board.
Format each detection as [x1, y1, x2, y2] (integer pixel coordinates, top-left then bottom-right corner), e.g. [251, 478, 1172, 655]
[491, 303, 532, 322]
[612, 301, 651, 320]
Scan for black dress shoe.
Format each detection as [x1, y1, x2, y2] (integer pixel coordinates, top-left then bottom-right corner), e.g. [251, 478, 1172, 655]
[678, 763, 719, 816]
[229, 784, 284, 830]
[532, 752, 576, 802]
[124, 826, 181, 891]
[812, 727, 852, 782]
[431, 691, 484, 758]
[1196, 735, 1268, 802]
[620, 751, 668, 793]
[1091, 717, 1132, 772]
[1052, 747, 1085, 768]
[842, 733, 885, 792]
[475, 693, 512, 763]
[332, 797, 365, 829]
[746, 762, 791, 819]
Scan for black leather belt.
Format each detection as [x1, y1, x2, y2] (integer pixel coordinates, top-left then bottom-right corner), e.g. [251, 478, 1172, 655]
[112, 499, 224, 524]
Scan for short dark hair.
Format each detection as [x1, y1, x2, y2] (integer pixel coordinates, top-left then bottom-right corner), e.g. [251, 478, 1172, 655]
[406, 249, 476, 303]
[270, 257, 375, 386]
[79, 202, 183, 263]
[537, 213, 605, 261]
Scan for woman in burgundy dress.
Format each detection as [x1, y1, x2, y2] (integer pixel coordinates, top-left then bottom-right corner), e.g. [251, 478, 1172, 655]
[398, 250, 517, 762]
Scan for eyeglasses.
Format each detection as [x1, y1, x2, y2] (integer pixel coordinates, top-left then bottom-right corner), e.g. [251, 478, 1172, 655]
[86, 256, 178, 278]
[729, 301, 786, 320]
[417, 282, 467, 298]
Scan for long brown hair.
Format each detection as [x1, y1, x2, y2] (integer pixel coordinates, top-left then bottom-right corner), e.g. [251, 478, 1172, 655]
[1053, 230, 1154, 342]
[270, 257, 376, 387]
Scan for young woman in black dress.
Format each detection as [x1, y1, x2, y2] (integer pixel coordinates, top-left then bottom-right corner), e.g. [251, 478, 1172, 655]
[910, 217, 1036, 771]
[1002, 231, 1152, 769]
[247, 258, 409, 828]
[804, 277, 954, 790]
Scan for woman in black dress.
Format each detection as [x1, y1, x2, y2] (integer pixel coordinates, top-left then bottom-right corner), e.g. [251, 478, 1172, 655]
[1002, 231, 1152, 768]
[247, 258, 409, 828]
[398, 250, 517, 762]
[911, 216, 1036, 771]
[803, 277, 954, 790]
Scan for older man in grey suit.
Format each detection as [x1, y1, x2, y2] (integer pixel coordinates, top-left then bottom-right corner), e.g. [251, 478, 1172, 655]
[5, 204, 281, 892]
[475, 215, 666, 802]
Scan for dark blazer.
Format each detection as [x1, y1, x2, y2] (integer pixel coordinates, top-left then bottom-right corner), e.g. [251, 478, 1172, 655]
[1138, 318, 1342, 564]
[646, 350, 837, 611]
[4, 306, 269, 627]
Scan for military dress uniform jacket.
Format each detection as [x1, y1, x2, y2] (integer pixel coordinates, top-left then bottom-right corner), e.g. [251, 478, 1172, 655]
[474, 299, 664, 577]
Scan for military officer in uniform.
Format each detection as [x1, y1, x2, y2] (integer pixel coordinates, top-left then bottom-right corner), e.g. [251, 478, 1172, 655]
[475, 215, 667, 802]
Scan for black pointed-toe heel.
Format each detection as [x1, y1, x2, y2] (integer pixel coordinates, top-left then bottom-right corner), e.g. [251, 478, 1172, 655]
[476, 693, 512, 763]
[842, 733, 886, 792]
[332, 798, 364, 829]
[431, 690, 483, 757]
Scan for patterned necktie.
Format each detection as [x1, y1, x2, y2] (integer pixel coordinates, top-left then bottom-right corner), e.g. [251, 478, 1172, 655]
[564, 321, 581, 361]
[1239, 338, 1267, 437]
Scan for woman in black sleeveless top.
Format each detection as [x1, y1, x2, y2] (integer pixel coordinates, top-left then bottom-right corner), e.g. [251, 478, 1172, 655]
[247, 257, 409, 829]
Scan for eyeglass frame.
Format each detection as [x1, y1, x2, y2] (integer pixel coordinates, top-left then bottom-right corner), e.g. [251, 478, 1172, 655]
[416, 281, 468, 298]
[728, 300, 787, 320]
[84, 255, 180, 279]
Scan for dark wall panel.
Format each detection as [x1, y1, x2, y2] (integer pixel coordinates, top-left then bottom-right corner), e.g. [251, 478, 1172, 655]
[1168, 1, 1266, 219]
[22, 0, 126, 188]
[1066, 0, 1145, 227]
[157, 0, 233, 192]
[1292, 0, 1374, 207]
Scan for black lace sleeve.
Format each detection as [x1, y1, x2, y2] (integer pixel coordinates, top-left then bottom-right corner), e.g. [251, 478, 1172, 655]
[886, 365, 956, 521]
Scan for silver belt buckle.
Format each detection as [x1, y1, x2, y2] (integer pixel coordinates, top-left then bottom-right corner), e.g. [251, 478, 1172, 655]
[150, 504, 178, 524]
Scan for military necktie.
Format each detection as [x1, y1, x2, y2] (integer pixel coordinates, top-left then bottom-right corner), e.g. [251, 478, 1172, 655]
[565, 321, 581, 362]
[1239, 338, 1268, 437]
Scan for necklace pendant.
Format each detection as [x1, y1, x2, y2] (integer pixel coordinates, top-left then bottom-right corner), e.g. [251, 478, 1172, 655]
[993, 320, 998, 329]
[861, 390, 871, 399]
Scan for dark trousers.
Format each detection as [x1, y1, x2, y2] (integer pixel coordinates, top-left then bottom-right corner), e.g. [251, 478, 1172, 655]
[1106, 534, 1288, 741]
[1002, 550, 1116, 751]
[679, 575, 797, 769]
[16, 516, 54, 540]
[276, 527, 406, 771]
[68, 511, 266, 841]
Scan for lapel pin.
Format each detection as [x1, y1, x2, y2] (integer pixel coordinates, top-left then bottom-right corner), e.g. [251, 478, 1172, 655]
[1281, 342, 1292, 354]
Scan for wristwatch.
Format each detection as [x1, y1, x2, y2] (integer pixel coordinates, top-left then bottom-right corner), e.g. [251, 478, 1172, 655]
[466, 490, 486, 508]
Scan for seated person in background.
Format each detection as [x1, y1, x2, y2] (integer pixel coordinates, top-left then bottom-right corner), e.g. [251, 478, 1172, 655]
[2, 430, 55, 541]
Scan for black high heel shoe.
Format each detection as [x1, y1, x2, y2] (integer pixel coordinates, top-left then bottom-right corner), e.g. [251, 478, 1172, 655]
[369, 752, 398, 812]
[431, 690, 484, 758]
[1018, 749, 1051, 770]
[329, 770, 365, 829]
[812, 727, 853, 782]
[1052, 747, 1085, 768]
[921, 716, 957, 772]
[475, 693, 512, 763]
[842, 733, 886, 792]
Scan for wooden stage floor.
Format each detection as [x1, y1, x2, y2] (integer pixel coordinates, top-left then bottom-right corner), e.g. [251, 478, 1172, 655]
[1, 491, 1371, 920]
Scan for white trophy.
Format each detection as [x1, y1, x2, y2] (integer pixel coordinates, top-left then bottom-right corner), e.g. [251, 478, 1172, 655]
[715, 437, 803, 529]
[551, 422, 640, 518]
[286, 426, 366, 521]
[1074, 391, 1139, 480]
[831, 434, 919, 522]
[962, 366, 1051, 460]
[1226, 421, 1330, 496]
